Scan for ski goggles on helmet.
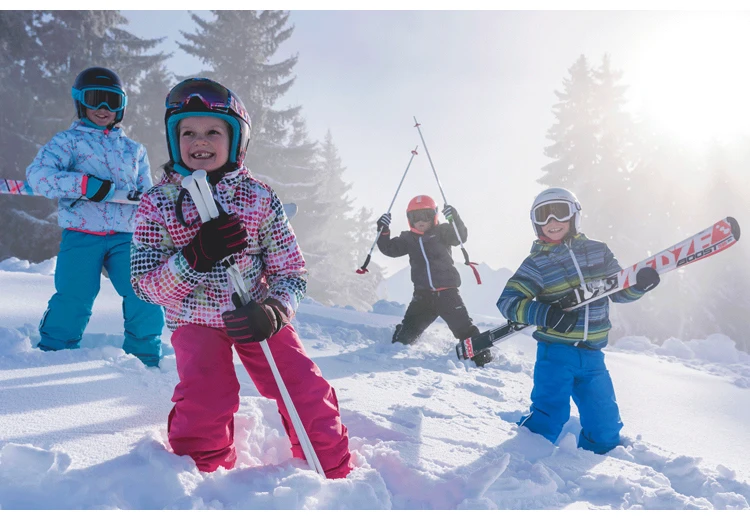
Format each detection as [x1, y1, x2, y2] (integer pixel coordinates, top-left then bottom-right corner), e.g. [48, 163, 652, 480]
[408, 208, 437, 224]
[531, 200, 579, 225]
[166, 78, 237, 113]
[72, 87, 127, 112]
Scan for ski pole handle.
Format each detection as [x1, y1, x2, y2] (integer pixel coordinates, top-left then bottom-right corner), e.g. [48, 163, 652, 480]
[181, 176, 212, 222]
[193, 170, 220, 219]
[184, 171, 251, 301]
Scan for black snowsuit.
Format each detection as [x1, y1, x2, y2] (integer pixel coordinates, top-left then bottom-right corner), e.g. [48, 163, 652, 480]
[377, 214, 490, 366]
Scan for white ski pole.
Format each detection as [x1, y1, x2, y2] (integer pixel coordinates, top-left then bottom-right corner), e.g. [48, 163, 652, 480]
[356, 145, 419, 274]
[187, 171, 325, 477]
[413, 116, 482, 284]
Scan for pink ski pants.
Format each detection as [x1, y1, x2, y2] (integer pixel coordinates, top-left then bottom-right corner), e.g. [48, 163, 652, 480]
[167, 323, 352, 478]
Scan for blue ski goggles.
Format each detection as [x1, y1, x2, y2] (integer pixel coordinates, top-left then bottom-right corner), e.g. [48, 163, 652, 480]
[72, 87, 128, 112]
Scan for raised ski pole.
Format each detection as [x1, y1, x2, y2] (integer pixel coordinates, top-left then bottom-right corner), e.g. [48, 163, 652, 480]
[413, 117, 482, 284]
[356, 145, 419, 274]
[182, 171, 326, 478]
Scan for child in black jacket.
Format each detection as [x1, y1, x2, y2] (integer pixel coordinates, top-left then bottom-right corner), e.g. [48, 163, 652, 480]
[377, 195, 491, 367]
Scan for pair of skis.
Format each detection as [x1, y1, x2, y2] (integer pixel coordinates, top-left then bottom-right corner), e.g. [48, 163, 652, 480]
[0, 178, 298, 219]
[457, 216, 742, 360]
[181, 170, 326, 478]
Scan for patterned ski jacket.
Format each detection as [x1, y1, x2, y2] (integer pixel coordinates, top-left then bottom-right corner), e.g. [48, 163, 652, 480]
[26, 120, 151, 233]
[377, 216, 468, 292]
[497, 234, 646, 349]
[130, 167, 306, 332]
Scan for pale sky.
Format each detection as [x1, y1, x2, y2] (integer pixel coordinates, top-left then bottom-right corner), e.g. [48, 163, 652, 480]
[121, 8, 750, 277]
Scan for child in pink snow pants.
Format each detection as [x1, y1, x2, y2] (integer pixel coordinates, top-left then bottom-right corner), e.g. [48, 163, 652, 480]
[130, 78, 352, 478]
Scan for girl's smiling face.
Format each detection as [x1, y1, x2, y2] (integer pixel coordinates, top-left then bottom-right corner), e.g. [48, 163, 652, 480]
[541, 218, 570, 241]
[85, 107, 116, 127]
[179, 116, 231, 172]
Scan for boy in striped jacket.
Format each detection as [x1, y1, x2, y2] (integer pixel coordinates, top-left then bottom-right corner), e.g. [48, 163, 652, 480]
[497, 188, 660, 454]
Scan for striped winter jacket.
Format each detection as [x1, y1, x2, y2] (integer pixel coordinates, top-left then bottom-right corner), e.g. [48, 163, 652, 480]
[496, 234, 646, 349]
[130, 167, 306, 332]
[26, 120, 152, 233]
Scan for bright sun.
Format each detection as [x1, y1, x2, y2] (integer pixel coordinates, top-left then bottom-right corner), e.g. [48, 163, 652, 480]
[627, 13, 750, 146]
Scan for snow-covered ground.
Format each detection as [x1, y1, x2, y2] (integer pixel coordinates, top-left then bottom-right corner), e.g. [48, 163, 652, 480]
[1, 257, 749, 510]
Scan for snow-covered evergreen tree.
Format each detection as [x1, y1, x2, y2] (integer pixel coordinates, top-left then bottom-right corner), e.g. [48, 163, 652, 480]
[303, 132, 383, 310]
[124, 63, 174, 182]
[178, 12, 382, 310]
[177, 10, 310, 189]
[540, 55, 598, 191]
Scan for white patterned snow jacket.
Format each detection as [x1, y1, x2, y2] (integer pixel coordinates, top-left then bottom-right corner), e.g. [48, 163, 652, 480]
[26, 120, 152, 233]
[130, 167, 306, 332]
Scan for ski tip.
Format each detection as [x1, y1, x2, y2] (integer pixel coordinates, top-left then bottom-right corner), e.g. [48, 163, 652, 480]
[727, 216, 741, 241]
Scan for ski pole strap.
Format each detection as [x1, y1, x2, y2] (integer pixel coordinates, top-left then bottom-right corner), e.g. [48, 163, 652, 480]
[459, 246, 482, 284]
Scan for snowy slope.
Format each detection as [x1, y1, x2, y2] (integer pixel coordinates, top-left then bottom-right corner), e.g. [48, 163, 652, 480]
[0, 257, 749, 510]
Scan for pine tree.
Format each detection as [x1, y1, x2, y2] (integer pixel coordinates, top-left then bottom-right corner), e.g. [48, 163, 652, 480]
[177, 10, 304, 186]
[124, 63, 175, 182]
[540, 55, 598, 191]
[303, 131, 383, 309]
[178, 12, 381, 309]
[588, 54, 636, 249]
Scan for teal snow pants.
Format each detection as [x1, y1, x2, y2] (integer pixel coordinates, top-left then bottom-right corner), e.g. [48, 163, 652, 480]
[37, 229, 164, 367]
[518, 341, 624, 454]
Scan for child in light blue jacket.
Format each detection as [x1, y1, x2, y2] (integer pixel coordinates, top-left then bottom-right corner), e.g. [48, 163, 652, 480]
[26, 66, 164, 367]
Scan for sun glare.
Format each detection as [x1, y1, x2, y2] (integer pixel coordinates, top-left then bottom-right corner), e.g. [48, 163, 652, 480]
[627, 14, 750, 146]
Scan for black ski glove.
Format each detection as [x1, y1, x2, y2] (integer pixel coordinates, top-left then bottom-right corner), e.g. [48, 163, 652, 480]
[634, 267, 660, 292]
[377, 213, 392, 232]
[545, 307, 579, 333]
[222, 295, 289, 344]
[442, 205, 458, 222]
[182, 212, 249, 273]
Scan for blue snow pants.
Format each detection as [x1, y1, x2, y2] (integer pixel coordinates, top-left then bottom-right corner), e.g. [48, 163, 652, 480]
[517, 341, 623, 454]
[37, 229, 164, 367]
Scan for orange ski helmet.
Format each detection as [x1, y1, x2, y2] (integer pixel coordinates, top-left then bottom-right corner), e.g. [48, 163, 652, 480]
[406, 195, 439, 231]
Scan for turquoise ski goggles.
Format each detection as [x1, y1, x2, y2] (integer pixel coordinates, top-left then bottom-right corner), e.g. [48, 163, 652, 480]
[72, 87, 128, 112]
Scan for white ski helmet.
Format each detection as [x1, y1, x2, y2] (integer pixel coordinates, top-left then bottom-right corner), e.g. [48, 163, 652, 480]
[530, 187, 582, 237]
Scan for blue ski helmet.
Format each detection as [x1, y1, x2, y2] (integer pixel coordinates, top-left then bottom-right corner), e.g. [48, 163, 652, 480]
[71, 67, 128, 126]
[164, 78, 252, 176]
